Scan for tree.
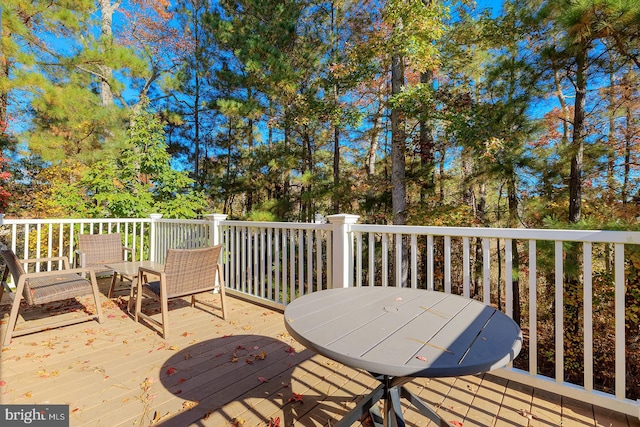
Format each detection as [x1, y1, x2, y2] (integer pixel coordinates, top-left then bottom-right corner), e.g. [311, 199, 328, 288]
[0, 0, 95, 150]
[383, 0, 445, 224]
[84, 102, 207, 218]
[170, 0, 217, 187]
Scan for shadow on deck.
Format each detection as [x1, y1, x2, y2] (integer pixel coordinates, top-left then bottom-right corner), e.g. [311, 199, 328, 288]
[0, 278, 638, 427]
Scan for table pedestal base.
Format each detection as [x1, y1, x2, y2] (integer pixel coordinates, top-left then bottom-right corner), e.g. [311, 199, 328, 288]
[334, 375, 455, 427]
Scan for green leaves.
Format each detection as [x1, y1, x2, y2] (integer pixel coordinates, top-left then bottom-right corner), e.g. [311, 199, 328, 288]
[83, 103, 206, 218]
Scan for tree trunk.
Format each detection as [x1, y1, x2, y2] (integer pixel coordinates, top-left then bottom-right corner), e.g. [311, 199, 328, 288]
[507, 173, 521, 325]
[569, 48, 587, 223]
[473, 183, 487, 298]
[622, 103, 632, 205]
[366, 98, 384, 176]
[331, 3, 340, 214]
[193, 8, 201, 187]
[98, 0, 117, 106]
[419, 70, 435, 202]
[246, 116, 254, 213]
[391, 51, 406, 226]
[333, 89, 340, 214]
[391, 38, 407, 286]
[0, 57, 8, 134]
[565, 44, 589, 384]
[606, 61, 616, 206]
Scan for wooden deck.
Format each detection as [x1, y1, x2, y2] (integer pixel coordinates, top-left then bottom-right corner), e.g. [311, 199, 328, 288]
[1, 278, 639, 427]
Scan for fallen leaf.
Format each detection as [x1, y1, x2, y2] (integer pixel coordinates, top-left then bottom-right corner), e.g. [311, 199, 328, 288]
[232, 416, 246, 426]
[288, 393, 303, 403]
[166, 367, 177, 376]
[0, 381, 5, 386]
[182, 400, 198, 410]
[518, 409, 539, 420]
[168, 345, 179, 351]
[255, 350, 267, 360]
[258, 376, 269, 383]
[416, 356, 428, 362]
[268, 417, 281, 427]
[450, 422, 463, 427]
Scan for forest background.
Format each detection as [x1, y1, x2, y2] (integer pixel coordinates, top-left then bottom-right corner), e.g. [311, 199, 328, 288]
[3, 0, 640, 399]
[1, 0, 640, 228]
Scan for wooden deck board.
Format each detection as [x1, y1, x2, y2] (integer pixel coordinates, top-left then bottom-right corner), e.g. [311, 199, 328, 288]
[1, 278, 638, 427]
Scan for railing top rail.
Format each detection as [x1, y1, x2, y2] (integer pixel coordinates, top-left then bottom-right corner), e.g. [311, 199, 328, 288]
[351, 224, 640, 244]
[0, 218, 151, 225]
[155, 218, 210, 225]
[221, 220, 333, 231]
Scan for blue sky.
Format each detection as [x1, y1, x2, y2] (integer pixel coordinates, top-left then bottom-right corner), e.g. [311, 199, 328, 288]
[474, 0, 504, 15]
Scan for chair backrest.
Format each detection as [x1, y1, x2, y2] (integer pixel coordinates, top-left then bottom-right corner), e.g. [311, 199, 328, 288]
[163, 245, 222, 298]
[0, 249, 33, 304]
[77, 233, 124, 267]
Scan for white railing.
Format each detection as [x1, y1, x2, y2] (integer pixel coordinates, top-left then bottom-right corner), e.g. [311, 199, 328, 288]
[219, 219, 333, 306]
[341, 218, 640, 419]
[0, 216, 151, 268]
[1, 213, 639, 418]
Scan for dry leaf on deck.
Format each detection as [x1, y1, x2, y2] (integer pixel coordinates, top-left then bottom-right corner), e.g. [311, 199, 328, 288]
[518, 409, 539, 420]
[288, 393, 303, 403]
[182, 400, 198, 410]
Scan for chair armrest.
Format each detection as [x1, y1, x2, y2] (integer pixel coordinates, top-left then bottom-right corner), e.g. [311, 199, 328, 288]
[123, 247, 133, 261]
[22, 267, 97, 279]
[138, 266, 164, 277]
[20, 256, 72, 269]
[74, 249, 85, 268]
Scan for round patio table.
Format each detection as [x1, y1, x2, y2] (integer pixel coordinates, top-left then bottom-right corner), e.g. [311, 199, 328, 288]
[284, 287, 522, 427]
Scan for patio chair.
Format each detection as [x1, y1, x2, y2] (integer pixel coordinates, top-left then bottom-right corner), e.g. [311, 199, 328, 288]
[134, 245, 228, 338]
[75, 233, 132, 298]
[0, 249, 104, 347]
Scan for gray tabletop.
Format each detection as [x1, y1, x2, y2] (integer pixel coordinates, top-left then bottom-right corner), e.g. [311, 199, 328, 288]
[284, 287, 522, 378]
[105, 260, 164, 277]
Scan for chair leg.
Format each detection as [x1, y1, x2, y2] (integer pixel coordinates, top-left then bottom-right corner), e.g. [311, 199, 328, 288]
[160, 296, 169, 339]
[134, 278, 144, 322]
[108, 273, 118, 299]
[217, 265, 228, 320]
[2, 279, 25, 347]
[88, 271, 105, 323]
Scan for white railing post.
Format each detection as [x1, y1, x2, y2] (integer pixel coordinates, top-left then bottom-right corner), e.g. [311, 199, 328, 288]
[203, 213, 228, 246]
[327, 214, 359, 288]
[148, 214, 162, 262]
